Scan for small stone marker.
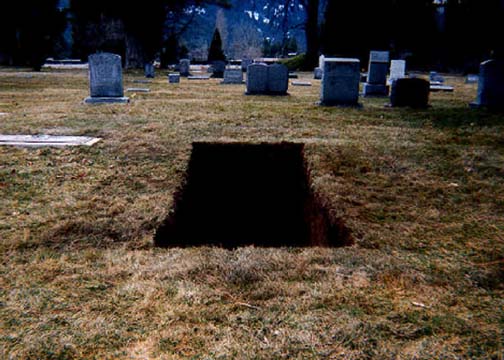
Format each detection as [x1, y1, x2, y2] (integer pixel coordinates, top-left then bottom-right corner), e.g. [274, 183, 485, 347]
[363, 51, 390, 96]
[0, 134, 101, 147]
[144, 63, 155, 78]
[179, 59, 191, 77]
[246, 63, 289, 95]
[320, 58, 360, 106]
[470, 59, 504, 110]
[84, 53, 129, 104]
[133, 79, 151, 84]
[314, 67, 323, 80]
[291, 81, 312, 86]
[168, 73, 180, 83]
[390, 78, 430, 108]
[222, 67, 244, 84]
[388, 60, 406, 85]
[126, 88, 150, 93]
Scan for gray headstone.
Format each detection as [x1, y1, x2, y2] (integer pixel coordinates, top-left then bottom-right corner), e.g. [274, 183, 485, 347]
[241, 59, 254, 72]
[429, 71, 444, 83]
[144, 63, 155, 78]
[222, 67, 244, 84]
[168, 73, 180, 83]
[85, 53, 129, 104]
[390, 78, 430, 108]
[179, 59, 191, 77]
[471, 60, 504, 110]
[314, 67, 323, 80]
[388, 60, 406, 84]
[267, 64, 289, 95]
[246, 63, 269, 94]
[364, 51, 390, 96]
[320, 58, 360, 106]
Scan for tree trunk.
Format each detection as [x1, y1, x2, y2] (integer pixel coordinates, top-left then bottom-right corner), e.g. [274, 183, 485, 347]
[125, 34, 145, 69]
[303, 0, 319, 70]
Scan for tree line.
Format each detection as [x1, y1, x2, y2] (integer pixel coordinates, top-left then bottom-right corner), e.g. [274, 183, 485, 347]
[0, 0, 502, 72]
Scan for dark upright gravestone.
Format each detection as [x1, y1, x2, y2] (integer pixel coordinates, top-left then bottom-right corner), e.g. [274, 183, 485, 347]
[211, 60, 226, 78]
[267, 64, 289, 95]
[144, 63, 155, 78]
[363, 51, 390, 96]
[246, 63, 268, 94]
[320, 58, 360, 106]
[179, 59, 191, 77]
[390, 78, 430, 108]
[84, 53, 129, 104]
[246, 63, 289, 95]
[470, 59, 504, 110]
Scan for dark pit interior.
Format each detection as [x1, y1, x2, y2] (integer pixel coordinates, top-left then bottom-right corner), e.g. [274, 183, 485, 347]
[154, 142, 353, 248]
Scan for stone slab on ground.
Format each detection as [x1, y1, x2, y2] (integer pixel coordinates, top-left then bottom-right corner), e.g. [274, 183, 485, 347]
[188, 75, 211, 80]
[84, 97, 130, 104]
[133, 80, 151, 84]
[0, 135, 101, 147]
[126, 88, 150, 93]
[291, 81, 312, 86]
[430, 85, 454, 92]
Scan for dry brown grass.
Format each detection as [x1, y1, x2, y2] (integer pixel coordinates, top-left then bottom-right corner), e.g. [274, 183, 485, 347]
[0, 68, 503, 359]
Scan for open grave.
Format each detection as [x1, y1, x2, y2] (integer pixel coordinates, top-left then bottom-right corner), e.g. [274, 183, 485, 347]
[155, 142, 353, 248]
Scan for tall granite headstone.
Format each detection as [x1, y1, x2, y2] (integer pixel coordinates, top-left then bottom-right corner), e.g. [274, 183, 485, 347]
[320, 58, 360, 106]
[179, 59, 191, 77]
[390, 78, 430, 108]
[471, 59, 504, 110]
[246, 63, 269, 94]
[84, 53, 129, 104]
[144, 63, 155, 78]
[363, 51, 390, 96]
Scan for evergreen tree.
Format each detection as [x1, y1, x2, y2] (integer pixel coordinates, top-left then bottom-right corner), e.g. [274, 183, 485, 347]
[208, 29, 226, 62]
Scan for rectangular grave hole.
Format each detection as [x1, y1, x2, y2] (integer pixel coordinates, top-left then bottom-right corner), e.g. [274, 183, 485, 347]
[154, 142, 353, 248]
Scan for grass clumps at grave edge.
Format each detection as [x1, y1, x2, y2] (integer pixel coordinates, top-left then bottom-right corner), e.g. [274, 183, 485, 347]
[0, 68, 503, 359]
[279, 53, 306, 71]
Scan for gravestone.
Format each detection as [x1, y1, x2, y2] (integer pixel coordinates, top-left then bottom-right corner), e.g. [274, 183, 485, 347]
[363, 51, 390, 96]
[179, 59, 191, 77]
[292, 81, 312, 87]
[222, 67, 244, 84]
[470, 59, 504, 110]
[430, 84, 454, 92]
[465, 74, 479, 84]
[289, 72, 299, 79]
[168, 73, 180, 83]
[429, 71, 444, 84]
[267, 64, 289, 95]
[84, 53, 129, 104]
[388, 60, 406, 85]
[320, 58, 360, 106]
[390, 78, 430, 108]
[246, 63, 268, 94]
[126, 88, 150, 93]
[211, 60, 226, 78]
[241, 58, 253, 72]
[144, 63, 155, 78]
[246, 63, 289, 95]
[319, 55, 325, 69]
[314, 67, 323, 80]
[188, 75, 211, 80]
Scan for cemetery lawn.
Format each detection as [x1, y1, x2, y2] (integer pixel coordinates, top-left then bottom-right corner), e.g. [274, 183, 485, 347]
[0, 68, 503, 359]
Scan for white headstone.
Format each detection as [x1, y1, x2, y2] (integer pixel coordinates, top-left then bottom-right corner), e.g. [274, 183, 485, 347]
[388, 60, 406, 84]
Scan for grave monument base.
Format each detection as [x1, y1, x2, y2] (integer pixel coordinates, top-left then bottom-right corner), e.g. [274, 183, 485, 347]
[84, 97, 130, 104]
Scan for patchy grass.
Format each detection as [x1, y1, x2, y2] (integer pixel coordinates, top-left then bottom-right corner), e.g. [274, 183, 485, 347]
[0, 68, 503, 359]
